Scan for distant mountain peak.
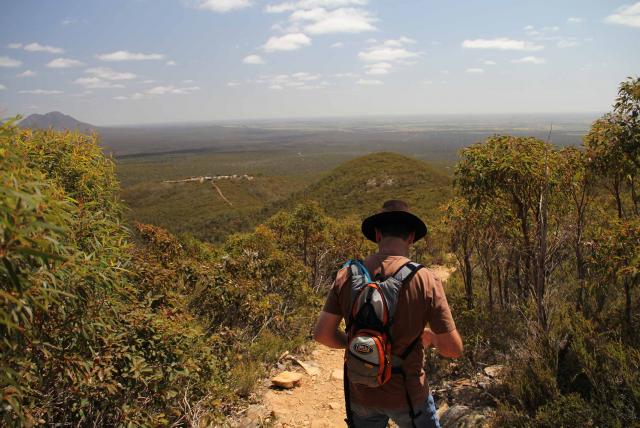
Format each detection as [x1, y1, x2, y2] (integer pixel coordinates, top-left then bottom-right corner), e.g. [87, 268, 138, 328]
[19, 111, 96, 133]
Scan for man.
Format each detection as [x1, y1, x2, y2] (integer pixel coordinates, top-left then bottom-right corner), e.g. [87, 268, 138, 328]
[313, 200, 463, 428]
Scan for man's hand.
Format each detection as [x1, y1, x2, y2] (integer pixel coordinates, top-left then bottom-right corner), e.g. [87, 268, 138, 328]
[422, 328, 463, 358]
[313, 311, 347, 349]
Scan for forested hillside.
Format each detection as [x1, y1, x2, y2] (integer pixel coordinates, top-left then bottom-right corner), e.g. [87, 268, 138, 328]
[1, 77, 639, 427]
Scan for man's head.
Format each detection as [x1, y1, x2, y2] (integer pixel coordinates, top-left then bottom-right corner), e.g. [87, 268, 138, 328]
[361, 200, 427, 245]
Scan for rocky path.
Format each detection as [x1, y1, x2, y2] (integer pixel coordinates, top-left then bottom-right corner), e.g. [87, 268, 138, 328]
[238, 266, 501, 427]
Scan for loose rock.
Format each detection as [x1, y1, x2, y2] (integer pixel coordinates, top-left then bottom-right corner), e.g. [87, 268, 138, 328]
[330, 369, 343, 381]
[271, 371, 303, 389]
[483, 365, 505, 379]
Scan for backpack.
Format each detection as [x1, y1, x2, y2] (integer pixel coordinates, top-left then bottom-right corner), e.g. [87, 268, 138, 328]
[341, 259, 425, 427]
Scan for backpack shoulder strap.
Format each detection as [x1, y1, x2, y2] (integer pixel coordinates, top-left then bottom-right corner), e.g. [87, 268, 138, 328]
[342, 260, 373, 329]
[379, 261, 424, 320]
[391, 261, 423, 285]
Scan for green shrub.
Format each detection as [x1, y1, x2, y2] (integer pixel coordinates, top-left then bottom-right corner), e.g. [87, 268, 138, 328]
[1, 122, 222, 425]
[534, 393, 594, 428]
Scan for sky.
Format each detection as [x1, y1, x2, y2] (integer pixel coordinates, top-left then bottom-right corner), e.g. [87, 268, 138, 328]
[0, 0, 638, 125]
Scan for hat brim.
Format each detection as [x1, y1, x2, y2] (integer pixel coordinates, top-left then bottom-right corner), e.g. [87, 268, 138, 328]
[361, 211, 428, 243]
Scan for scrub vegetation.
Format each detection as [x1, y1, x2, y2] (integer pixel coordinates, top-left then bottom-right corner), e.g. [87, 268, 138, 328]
[2, 77, 639, 426]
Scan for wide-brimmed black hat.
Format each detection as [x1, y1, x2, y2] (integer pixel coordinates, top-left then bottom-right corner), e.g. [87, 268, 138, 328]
[361, 200, 428, 243]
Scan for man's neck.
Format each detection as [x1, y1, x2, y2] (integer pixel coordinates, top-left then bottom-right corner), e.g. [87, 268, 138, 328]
[377, 237, 410, 257]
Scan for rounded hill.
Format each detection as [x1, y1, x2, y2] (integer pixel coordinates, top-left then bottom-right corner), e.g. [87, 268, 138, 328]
[285, 152, 452, 225]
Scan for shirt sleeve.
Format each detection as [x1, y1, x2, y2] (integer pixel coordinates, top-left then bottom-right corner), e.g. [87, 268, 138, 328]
[321, 267, 348, 316]
[427, 273, 457, 334]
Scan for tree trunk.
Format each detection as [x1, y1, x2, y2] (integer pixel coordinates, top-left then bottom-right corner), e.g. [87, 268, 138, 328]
[614, 178, 623, 219]
[624, 276, 632, 330]
[464, 253, 473, 310]
[496, 261, 504, 309]
[487, 267, 494, 310]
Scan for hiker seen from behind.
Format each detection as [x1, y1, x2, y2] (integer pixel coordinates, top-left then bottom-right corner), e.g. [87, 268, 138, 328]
[314, 200, 463, 428]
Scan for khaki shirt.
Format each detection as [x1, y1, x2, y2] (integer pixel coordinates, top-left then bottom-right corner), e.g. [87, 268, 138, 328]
[322, 253, 456, 408]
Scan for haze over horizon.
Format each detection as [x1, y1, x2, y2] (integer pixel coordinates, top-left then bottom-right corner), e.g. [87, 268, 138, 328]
[0, 0, 638, 125]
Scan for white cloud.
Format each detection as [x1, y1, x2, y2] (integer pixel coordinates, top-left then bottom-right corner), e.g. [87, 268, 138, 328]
[266, 0, 367, 13]
[292, 72, 321, 80]
[567, 17, 584, 24]
[382, 36, 416, 47]
[24, 42, 64, 54]
[605, 2, 640, 28]
[466, 68, 484, 73]
[46, 57, 84, 68]
[0, 56, 22, 67]
[18, 70, 37, 77]
[358, 38, 419, 76]
[182, 79, 196, 83]
[557, 39, 579, 48]
[364, 62, 392, 75]
[86, 67, 136, 80]
[482, 60, 496, 65]
[462, 38, 544, 51]
[358, 46, 419, 62]
[115, 84, 200, 100]
[114, 92, 147, 101]
[331, 41, 344, 48]
[0, 84, 6, 90]
[333, 72, 359, 78]
[7, 43, 23, 49]
[19, 89, 63, 95]
[227, 81, 241, 87]
[96, 51, 165, 61]
[140, 79, 156, 84]
[256, 72, 329, 89]
[74, 77, 126, 89]
[147, 85, 200, 95]
[243, 54, 266, 64]
[166, 60, 177, 66]
[356, 78, 382, 85]
[512, 56, 547, 64]
[194, 0, 252, 12]
[290, 7, 376, 34]
[264, 33, 312, 51]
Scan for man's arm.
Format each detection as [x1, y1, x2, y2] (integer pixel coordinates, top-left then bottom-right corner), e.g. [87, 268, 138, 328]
[422, 327, 463, 358]
[313, 311, 347, 349]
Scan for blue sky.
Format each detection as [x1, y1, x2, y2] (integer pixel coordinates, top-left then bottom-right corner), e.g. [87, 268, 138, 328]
[0, 0, 638, 125]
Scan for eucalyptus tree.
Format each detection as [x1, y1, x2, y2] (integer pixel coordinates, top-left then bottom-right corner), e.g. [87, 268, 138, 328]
[585, 77, 640, 218]
[456, 135, 565, 329]
[443, 197, 480, 309]
[559, 147, 595, 311]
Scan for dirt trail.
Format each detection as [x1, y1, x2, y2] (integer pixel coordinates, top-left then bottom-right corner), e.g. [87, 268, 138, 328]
[248, 266, 456, 428]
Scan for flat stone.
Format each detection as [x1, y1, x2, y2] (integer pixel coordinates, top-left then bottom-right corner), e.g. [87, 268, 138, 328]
[271, 371, 303, 389]
[328, 401, 341, 410]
